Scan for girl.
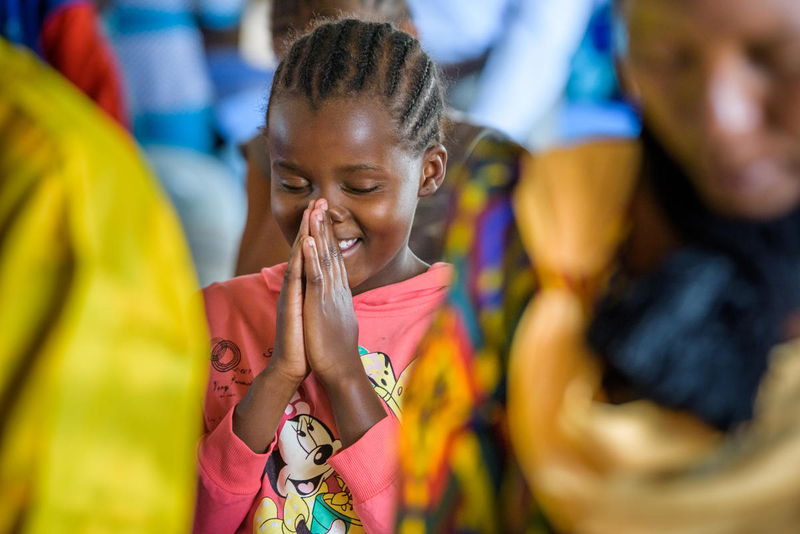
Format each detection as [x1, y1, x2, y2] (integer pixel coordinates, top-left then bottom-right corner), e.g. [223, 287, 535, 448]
[397, 0, 800, 532]
[235, 0, 528, 275]
[193, 19, 450, 534]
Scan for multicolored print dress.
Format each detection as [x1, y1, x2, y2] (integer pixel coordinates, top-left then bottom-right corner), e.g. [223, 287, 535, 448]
[396, 131, 546, 534]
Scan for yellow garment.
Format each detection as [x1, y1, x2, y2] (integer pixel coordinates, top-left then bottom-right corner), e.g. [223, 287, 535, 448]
[0, 40, 208, 533]
[509, 141, 800, 533]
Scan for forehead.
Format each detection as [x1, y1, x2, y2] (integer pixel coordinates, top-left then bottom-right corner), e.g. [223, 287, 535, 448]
[267, 95, 408, 168]
[626, 0, 800, 38]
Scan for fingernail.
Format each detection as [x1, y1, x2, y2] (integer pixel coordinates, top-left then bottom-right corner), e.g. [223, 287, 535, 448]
[315, 210, 324, 222]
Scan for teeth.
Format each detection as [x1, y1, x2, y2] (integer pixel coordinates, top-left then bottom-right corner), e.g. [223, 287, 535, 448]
[338, 238, 357, 250]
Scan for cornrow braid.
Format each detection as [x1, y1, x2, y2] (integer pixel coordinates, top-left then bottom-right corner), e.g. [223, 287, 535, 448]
[401, 55, 431, 124]
[318, 18, 358, 99]
[299, 23, 333, 98]
[350, 22, 391, 91]
[412, 89, 440, 137]
[268, 18, 446, 154]
[385, 32, 416, 97]
[282, 34, 310, 88]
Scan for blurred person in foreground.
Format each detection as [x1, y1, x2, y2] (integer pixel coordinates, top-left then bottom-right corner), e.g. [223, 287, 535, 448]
[235, 0, 529, 275]
[0, 39, 208, 533]
[397, 0, 800, 532]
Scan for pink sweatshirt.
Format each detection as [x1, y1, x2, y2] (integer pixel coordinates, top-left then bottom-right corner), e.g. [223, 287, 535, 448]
[195, 262, 452, 534]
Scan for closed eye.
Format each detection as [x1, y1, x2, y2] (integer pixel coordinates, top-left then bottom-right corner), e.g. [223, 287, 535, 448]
[279, 181, 310, 193]
[346, 185, 381, 194]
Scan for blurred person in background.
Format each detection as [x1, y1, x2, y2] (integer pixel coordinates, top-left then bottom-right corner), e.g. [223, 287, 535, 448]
[104, 0, 250, 286]
[0, 0, 127, 124]
[557, 0, 641, 142]
[0, 39, 208, 534]
[105, 0, 245, 152]
[397, 0, 800, 531]
[235, 0, 530, 275]
[406, 0, 597, 146]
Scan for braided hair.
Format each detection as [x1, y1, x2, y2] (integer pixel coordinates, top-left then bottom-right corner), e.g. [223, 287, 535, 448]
[267, 18, 445, 153]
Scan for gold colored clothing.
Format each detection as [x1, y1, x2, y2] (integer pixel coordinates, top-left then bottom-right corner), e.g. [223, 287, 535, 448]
[510, 140, 800, 533]
[0, 40, 209, 534]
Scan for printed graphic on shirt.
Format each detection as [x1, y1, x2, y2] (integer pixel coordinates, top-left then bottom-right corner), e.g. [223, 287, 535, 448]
[359, 346, 415, 419]
[255, 346, 412, 534]
[210, 337, 242, 373]
[257, 408, 363, 534]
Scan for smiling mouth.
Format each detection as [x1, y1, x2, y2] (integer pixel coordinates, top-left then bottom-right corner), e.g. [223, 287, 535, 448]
[337, 238, 360, 253]
[288, 473, 324, 496]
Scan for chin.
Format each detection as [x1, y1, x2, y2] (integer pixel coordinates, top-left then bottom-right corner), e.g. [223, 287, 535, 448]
[692, 161, 800, 221]
[704, 189, 800, 221]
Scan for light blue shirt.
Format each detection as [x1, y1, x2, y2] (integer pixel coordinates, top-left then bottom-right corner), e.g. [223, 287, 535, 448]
[407, 0, 598, 143]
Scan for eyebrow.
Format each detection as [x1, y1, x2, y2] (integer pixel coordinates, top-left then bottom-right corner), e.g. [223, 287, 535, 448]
[273, 160, 305, 174]
[336, 163, 384, 174]
[273, 160, 384, 174]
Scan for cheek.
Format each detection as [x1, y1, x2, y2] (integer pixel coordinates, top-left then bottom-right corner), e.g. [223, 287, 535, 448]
[775, 80, 800, 140]
[638, 74, 707, 170]
[271, 192, 307, 244]
[638, 72, 700, 131]
[362, 194, 417, 243]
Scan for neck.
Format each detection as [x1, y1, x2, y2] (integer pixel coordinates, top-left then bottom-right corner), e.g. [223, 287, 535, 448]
[351, 246, 428, 296]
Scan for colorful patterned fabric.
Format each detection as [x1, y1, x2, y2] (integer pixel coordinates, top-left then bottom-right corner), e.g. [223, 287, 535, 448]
[0, 40, 208, 534]
[1, 0, 128, 125]
[396, 133, 547, 534]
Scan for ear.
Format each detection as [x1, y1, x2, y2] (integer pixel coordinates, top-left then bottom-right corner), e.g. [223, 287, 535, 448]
[418, 144, 447, 199]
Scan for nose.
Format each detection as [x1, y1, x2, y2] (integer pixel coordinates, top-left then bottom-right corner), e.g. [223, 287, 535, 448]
[702, 53, 763, 144]
[314, 187, 350, 224]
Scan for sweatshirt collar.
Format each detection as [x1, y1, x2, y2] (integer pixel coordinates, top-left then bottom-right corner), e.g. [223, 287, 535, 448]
[262, 262, 452, 316]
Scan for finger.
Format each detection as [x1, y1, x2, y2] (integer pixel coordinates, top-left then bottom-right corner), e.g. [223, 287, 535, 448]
[290, 207, 312, 256]
[311, 208, 334, 276]
[303, 236, 324, 295]
[282, 231, 305, 299]
[299, 202, 312, 238]
[323, 210, 345, 287]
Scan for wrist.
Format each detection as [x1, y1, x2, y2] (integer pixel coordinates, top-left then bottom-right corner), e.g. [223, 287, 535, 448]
[232, 363, 302, 454]
[317, 364, 371, 393]
[265, 358, 307, 387]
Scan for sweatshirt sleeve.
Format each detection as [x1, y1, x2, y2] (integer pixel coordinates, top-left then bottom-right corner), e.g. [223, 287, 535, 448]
[326, 416, 401, 534]
[193, 406, 274, 534]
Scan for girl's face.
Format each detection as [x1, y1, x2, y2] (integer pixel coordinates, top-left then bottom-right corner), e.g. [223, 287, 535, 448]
[622, 0, 800, 220]
[268, 95, 444, 294]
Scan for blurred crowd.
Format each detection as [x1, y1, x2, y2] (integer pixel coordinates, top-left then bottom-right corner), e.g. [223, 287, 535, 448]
[7, 0, 639, 287]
